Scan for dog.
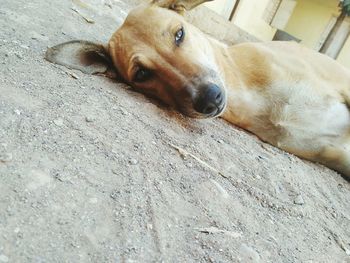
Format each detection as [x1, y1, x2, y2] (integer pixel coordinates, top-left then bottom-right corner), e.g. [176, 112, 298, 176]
[46, 0, 350, 180]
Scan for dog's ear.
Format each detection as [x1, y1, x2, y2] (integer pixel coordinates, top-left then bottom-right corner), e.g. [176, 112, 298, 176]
[45, 40, 116, 77]
[152, 0, 213, 12]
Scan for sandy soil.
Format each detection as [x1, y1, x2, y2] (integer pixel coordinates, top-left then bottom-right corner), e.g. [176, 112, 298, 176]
[0, 0, 349, 262]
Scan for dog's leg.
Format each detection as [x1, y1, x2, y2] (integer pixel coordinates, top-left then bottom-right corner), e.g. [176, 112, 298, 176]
[318, 145, 350, 180]
[340, 87, 350, 109]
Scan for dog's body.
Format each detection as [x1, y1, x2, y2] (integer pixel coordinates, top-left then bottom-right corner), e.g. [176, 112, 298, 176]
[46, 0, 350, 179]
[221, 41, 350, 177]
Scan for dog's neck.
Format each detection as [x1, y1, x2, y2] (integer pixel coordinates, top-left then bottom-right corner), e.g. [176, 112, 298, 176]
[207, 38, 247, 90]
[207, 38, 268, 129]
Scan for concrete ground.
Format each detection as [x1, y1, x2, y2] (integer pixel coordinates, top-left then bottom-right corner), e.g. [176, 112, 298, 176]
[0, 0, 349, 262]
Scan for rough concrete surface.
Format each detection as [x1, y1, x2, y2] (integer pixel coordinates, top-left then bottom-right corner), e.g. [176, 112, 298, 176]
[0, 0, 349, 262]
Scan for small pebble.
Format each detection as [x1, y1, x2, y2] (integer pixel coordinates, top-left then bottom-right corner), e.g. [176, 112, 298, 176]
[20, 44, 29, 49]
[53, 118, 64, 127]
[255, 174, 262, 180]
[129, 159, 138, 165]
[15, 53, 23, 59]
[85, 116, 95, 123]
[186, 162, 193, 168]
[0, 153, 12, 163]
[120, 108, 128, 115]
[294, 195, 305, 205]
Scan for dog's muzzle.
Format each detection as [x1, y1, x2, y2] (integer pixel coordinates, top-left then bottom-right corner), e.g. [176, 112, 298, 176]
[193, 83, 226, 117]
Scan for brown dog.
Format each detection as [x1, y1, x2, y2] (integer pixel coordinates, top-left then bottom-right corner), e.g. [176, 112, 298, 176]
[46, 0, 350, 179]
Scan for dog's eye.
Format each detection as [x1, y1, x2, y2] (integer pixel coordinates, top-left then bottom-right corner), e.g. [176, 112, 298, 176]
[134, 67, 152, 82]
[175, 27, 185, 46]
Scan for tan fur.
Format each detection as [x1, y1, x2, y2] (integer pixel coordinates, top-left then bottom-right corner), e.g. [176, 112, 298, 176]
[47, 1, 350, 179]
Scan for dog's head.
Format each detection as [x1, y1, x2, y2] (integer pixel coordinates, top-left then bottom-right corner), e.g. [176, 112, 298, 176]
[46, 0, 227, 118]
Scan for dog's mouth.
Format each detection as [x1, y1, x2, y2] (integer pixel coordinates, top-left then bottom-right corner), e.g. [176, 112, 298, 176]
[211, 101, 227, 117]
[180, 92, 227, 119]
[197, 99, 227, 118]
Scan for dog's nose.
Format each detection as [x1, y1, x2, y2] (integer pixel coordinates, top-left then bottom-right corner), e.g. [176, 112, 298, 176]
[194, 84, 223, 115]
